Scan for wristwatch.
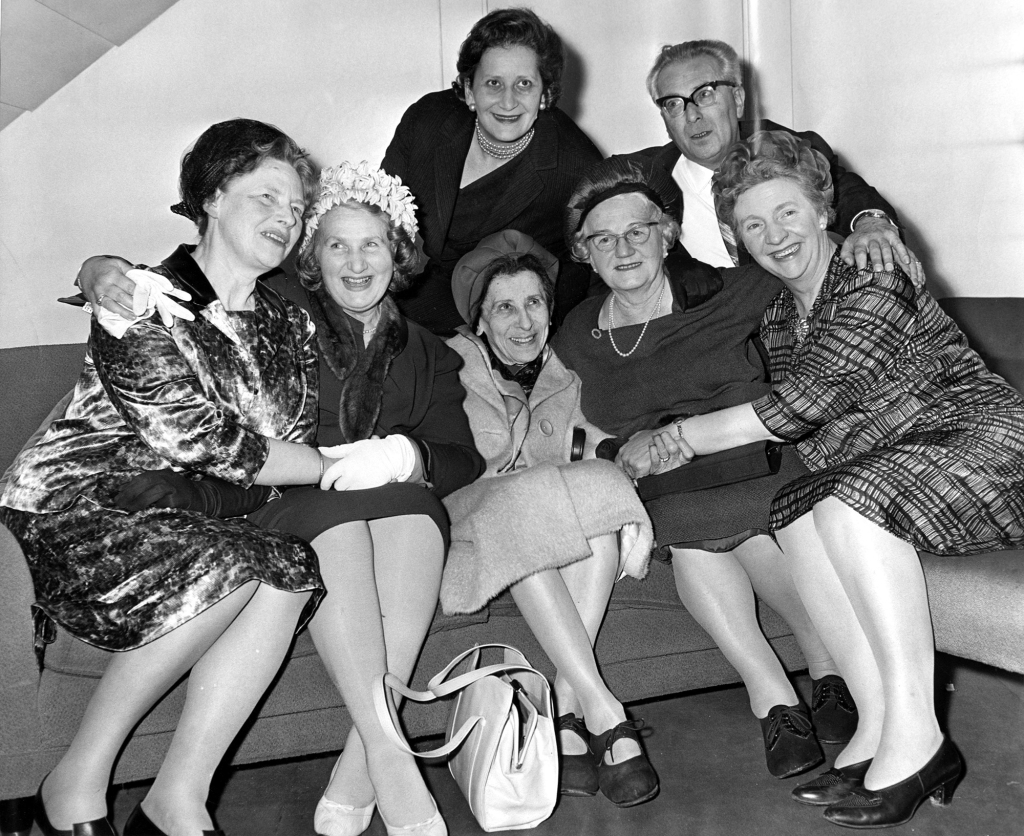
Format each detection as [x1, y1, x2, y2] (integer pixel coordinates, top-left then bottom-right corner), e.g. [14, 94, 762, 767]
[851, 209, 898, 233]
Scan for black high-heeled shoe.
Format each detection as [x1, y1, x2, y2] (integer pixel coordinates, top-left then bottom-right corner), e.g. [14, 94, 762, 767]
[791, 759, 872, 806]
[557, 714, 599, 797]
[123, 803, 224, 836]
[590, 719, 659, 808]
[823, 737, 963, 828]
[34, 778, 117, 836]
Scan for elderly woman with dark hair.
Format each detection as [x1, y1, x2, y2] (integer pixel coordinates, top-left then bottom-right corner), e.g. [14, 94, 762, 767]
[0, 119, 327, 836]
[651, 130, 1024, 827]
[56, 161, 484, 836]
[381, 6, 602, 334]
[553, 154, 851, 780]
[439, 230, 659, 807]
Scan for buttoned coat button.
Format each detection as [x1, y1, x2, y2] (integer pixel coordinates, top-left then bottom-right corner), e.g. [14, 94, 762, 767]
[539, 419, 553, 436]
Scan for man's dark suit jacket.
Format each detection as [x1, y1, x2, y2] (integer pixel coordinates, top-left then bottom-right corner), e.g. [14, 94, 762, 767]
[382, 90, 602, 333]
[633, 118, 900, 264]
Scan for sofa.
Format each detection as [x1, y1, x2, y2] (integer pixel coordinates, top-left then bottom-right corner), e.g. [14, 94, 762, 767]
[2, 297, 1022, 836]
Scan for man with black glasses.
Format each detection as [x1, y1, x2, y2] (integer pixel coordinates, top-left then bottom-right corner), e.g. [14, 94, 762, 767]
[633, 40, 921, 281]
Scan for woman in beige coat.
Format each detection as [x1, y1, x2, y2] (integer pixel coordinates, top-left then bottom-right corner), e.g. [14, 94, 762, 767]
[439, 230, 658, 808]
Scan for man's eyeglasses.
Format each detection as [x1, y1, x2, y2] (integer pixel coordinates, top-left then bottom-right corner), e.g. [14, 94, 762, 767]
[655, 80, 737, 118]
[585, 222, 659, 253]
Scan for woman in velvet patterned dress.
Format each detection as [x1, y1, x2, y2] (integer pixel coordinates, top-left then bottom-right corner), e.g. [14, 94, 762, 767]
[0, 120, 328, 836]
[73, 162, 484, 836]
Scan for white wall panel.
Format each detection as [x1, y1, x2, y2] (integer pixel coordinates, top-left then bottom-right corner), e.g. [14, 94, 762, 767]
[778, 0, 1024, 298]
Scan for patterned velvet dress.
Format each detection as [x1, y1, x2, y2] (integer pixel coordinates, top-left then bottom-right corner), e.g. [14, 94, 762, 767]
[754, 251, 1024, 554]
[0, 246, 324, 651]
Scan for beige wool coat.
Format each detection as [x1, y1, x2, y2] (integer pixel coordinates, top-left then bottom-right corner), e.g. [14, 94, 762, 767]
[440, 330, 653, 614]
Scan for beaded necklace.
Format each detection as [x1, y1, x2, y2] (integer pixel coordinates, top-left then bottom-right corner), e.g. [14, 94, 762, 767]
[475, 120, 535, 160]
[605, 278, 667, 358]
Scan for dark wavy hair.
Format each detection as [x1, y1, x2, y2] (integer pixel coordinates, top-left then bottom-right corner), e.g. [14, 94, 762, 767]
[451, 7, 565, 108]
[713, 130, 834, 241]
[172, 118, 316, 236]
[295, 201, 419, 294]
[472, 252, 555, 329]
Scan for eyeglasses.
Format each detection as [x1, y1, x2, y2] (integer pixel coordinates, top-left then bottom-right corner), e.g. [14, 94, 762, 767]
[585, 222, 659, 253]
[655, 80, 737, 118]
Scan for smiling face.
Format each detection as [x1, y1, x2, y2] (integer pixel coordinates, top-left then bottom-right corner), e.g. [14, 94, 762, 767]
[477, 269, 550, 365]
[581, 193, 668, 295]
[734, 177, 831, 288]
[315, 203, 395, 322]
[203, 158, 306, 275]
[655, 55, 744, 171]
[465, 45, 544, 145]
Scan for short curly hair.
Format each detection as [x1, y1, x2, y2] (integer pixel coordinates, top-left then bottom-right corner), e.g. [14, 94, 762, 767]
[713, 130, 834, 242]
[564, 156, 682, 262]
[451, 7, 565, 108]
[295, 201, 419, 294]
[471, 252, 555, 329]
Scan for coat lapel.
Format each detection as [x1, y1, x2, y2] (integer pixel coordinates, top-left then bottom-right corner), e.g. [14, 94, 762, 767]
[430, 111, 474, 256]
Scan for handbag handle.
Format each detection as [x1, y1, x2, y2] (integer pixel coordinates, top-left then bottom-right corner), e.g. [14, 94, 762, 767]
[372, 644, 550, 760]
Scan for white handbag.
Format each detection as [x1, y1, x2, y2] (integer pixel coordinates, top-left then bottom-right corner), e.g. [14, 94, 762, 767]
[374, 643, 558, 832]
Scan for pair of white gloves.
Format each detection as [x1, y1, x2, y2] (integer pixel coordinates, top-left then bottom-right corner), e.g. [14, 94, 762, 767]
[319, 435, 418, 491]
[95, 269, 195, 337]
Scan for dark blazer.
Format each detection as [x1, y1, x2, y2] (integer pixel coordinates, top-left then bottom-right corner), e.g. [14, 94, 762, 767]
[267, 274, 485, 499]
[633, 118, 900, 264]
[382, 90, 603, 333]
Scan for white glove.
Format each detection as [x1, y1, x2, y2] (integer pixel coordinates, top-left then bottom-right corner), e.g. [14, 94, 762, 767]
[319, 435, 417, 491]
[617, 522, 641, 580]
[96, 269, 194, 337]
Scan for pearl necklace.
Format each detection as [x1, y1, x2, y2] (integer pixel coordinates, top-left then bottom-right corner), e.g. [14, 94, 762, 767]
[475, 120, 535, 160]
[605, 279, 667, 358]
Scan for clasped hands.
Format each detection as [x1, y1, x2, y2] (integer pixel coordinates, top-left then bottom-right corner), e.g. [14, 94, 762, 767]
[615, 426, 696, 480]
[318, 435, 417, 491]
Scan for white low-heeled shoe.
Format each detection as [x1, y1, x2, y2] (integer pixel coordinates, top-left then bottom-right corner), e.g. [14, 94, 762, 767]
[314, 754, 376, 836]
[313, 795, 375, 836]
[379, 793, 447, 836]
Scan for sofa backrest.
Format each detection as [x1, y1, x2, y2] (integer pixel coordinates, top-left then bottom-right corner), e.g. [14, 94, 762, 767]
[938, 297, 1024, 394]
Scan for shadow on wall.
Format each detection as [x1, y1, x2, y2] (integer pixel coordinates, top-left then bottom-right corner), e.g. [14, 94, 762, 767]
[559, 39, 605, 153]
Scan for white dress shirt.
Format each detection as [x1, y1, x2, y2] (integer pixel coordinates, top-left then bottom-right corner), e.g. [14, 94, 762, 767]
[672, 154, 733, 268]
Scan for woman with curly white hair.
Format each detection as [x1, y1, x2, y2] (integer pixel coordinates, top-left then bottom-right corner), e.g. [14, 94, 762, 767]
[73, 162, 484, 836]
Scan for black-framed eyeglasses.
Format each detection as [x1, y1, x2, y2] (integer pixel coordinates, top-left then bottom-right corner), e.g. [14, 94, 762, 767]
[585, 222, 659, 253]
[655, 80, 737, 118]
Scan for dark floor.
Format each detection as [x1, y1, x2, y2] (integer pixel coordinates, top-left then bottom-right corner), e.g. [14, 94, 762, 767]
[38, 655, 1024, 836]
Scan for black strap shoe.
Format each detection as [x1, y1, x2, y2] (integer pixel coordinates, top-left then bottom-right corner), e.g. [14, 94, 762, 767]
[557, 713, 600, 796]
[590, 719, 660, 807]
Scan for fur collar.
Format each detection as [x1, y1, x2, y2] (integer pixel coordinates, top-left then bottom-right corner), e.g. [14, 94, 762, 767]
[307, 288, 406, 442]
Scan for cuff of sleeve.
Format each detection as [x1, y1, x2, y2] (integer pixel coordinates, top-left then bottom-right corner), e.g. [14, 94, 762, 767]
[850, 209, 899, 233]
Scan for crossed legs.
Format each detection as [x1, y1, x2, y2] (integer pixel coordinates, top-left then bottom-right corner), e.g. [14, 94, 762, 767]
[308, 515, 444, 829]
[776, 497, 942, 787]
[42, 580, 311, 835]
[670, 535, 839, 718]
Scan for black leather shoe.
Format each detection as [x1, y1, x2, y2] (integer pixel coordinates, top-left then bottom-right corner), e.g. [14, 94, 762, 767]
[792, 759, 872, 806]
[811, 676, 859, 745]
[35, 779, 117, 836]
[124, 803, 225, 836]
[823, 738, 963, 828]
[590, 719, 659, 807]
[759, 703, 824, 778]
[557, 714, 599, 796]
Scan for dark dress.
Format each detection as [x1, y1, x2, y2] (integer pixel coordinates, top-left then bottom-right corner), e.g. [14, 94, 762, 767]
[754, 251, 1024, 554]
[553, 255, 808, 557]
[381, 90, 603, 334]
[247, 275, 484, 547]
[0, 247, 323, 651]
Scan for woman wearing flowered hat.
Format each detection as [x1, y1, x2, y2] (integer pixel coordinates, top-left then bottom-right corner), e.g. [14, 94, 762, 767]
[67, 159, 483, 836]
